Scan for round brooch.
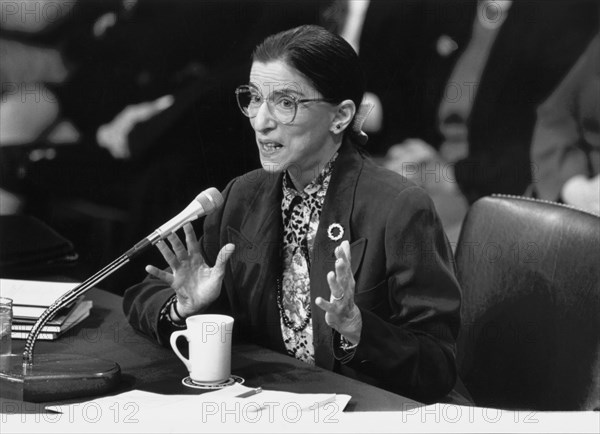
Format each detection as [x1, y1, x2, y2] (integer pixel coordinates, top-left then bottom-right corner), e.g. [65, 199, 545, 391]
[327, 223, 344, 242]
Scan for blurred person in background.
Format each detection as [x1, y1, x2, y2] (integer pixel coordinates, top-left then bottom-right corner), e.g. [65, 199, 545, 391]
[0, 0, 80, 213]
[383, 0, 598, 205]
[530, 33, 599, 215]
[0, 1, 324, 288]
[320, 0, 429, 156]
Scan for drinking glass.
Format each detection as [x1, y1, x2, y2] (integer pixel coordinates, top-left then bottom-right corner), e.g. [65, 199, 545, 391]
[0, 297, 13, 356]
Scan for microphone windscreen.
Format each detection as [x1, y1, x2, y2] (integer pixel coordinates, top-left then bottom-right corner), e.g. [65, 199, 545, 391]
[196, 187, 224, 213]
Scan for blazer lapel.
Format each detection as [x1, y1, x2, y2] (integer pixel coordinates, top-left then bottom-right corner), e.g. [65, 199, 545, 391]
[227, 172, 286, 353]
[225, 146, 368, 367]
[310, 142, 366, 369]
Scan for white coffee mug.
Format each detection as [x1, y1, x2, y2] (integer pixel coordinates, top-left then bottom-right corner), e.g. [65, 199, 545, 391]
[170, 314, 234, 384]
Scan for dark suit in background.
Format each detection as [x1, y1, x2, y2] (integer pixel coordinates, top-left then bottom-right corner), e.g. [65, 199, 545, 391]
[341, 0, 427, 155]
[405, 0, 598, 203]
[0, 1, 326, 290]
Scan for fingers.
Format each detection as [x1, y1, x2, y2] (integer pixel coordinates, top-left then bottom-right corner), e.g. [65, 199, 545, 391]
[156, 240, 180, 270]
[318, 271, 341, 314]
[167, 232, 188, 260]
[333, 240, 352, 294]
[212, 243, 235, 279]
[335, 240, 351, 263]
[145, 265, 175, 286]
[334, 256, 351, 288]
[183, 223, 200, 255]
[315, 296, 332, 312]
[321, 240, 356, 318]
[154, 235, 232, 278]
[327, 270, 344, 299]
[334, 241, 351, 280]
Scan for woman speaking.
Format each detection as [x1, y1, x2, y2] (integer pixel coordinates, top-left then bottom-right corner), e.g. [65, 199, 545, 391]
[123, 25, 462, 404]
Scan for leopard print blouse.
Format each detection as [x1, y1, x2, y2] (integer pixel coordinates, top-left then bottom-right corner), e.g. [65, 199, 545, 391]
[279, 153, 338, 365]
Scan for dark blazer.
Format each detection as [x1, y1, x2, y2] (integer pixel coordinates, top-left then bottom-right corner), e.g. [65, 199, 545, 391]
[123, 141, 461, 403]
[319, 0, 443, 154]
[354, 0, 428, 154]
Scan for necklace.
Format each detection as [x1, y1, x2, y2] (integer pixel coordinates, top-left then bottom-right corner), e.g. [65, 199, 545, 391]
[276, 278, 312, 333]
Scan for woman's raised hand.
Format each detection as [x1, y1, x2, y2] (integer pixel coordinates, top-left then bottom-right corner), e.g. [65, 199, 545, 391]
[315, 240, 362, 345]
[145, 223, 235, 318]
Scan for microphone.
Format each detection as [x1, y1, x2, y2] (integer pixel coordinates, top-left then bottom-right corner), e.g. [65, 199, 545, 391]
[125, 187, 224, 259]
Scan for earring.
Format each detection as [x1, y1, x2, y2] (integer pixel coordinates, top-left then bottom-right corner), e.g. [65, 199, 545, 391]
[335, 124, 342, 130]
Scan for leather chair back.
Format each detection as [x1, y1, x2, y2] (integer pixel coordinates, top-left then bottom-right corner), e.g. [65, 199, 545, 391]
[455, 195, 600, 410]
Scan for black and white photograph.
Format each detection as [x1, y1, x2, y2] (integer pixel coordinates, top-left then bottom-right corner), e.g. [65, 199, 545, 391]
[0, 1, 598, 433]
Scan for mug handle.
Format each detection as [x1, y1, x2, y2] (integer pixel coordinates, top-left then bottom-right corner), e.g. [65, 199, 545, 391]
[170, 330, 191, 372]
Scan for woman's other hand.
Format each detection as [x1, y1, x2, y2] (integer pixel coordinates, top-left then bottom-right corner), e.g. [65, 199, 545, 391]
[145, 223, 235, 318]
[315, 240, 362, 345]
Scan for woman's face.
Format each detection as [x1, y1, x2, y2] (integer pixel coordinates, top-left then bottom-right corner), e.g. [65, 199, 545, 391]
[248, 60, 340, 189]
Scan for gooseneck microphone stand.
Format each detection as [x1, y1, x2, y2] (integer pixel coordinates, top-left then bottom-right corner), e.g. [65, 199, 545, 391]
[23, 239, 151, 367]
[2, 239, 152, 402]
[1, 188, 222, 402]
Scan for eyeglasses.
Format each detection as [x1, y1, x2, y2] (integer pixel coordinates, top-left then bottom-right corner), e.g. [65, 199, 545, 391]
[235, 84, 332, 125]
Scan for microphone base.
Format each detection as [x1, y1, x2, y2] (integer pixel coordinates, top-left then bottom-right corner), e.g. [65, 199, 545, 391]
[0, 353, 121, 402]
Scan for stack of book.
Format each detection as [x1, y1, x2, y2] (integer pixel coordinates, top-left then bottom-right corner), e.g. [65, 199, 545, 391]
[0, 278, 92, 341]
